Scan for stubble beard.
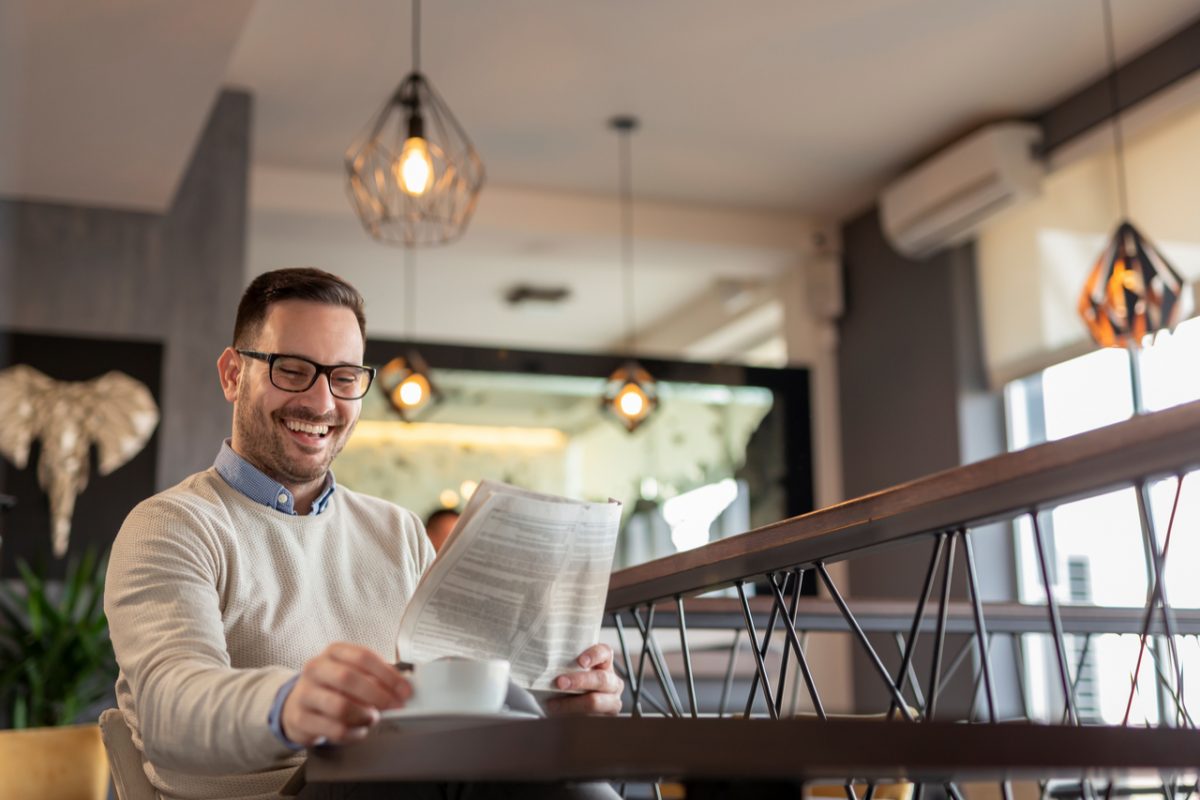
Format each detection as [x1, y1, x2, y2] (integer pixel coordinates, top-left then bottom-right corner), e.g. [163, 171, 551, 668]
[234, 382, 352, 487]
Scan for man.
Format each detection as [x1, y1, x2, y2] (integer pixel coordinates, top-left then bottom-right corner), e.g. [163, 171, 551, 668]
[105, 268, 622, 800]
[424, 508, 459, 552]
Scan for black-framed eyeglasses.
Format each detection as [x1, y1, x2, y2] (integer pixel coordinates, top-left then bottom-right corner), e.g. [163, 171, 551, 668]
[237, 350, 377, 400]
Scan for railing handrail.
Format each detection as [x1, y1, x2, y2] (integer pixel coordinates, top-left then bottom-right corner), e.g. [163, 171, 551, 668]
[607, 398, 1200, 610]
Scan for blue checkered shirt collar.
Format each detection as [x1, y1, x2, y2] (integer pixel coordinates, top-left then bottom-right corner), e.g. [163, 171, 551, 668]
[214, 439, 336, 516]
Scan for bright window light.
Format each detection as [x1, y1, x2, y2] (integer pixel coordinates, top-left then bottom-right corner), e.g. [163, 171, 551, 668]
[1006, 324, 1200, 725]
[1041, 347, 1131, 440]
[662, 479, 739, 553]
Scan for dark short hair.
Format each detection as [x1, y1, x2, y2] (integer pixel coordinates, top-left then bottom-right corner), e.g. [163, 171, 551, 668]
[233, 268, 367, 347]
[425, 508, 460, 528]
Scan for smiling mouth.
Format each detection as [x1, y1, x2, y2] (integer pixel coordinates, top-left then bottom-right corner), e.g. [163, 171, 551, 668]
[283, 419, 334, 439]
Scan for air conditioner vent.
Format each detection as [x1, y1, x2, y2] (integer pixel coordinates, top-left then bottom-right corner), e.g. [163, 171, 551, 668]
[879, 122, 1043, 260]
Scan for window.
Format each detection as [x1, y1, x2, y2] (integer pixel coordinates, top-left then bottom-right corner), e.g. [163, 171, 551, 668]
[1005, 318, 1200, 725]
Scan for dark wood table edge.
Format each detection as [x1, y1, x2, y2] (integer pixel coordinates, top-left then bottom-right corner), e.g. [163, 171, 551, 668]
[306, 717, 1200, 784]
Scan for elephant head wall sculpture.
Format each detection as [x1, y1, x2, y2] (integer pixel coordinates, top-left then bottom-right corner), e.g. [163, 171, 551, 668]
[0, 365, 159, 557]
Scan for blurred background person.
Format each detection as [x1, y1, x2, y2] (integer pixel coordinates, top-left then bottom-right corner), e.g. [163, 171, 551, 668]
[424, 508, 460, 552]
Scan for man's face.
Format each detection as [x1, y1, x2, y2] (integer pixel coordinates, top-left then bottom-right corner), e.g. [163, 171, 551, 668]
[225, 300, 365, 489]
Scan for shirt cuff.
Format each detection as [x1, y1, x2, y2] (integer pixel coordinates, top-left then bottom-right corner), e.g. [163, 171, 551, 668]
[268, 674, 304, 751]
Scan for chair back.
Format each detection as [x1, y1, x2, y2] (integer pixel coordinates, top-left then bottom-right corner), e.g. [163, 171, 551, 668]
[98, 709, 157, 800]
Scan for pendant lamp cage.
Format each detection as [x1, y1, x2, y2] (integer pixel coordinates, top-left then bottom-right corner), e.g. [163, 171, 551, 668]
[345, 0, 485, 247]
[1077, 0, 1185, 349]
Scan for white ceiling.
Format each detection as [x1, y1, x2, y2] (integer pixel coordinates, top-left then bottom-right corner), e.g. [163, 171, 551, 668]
[4, 1, 1200, 356]
[0, 0, 255, 209]
[247, 165, 812, 352]
[5, 0, 1199, 215]
[224, 0, 1200, 214]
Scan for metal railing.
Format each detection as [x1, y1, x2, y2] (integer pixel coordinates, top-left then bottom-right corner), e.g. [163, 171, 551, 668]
[602, 398, 1200, 797]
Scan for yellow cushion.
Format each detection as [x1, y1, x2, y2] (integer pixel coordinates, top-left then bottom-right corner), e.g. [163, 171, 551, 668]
[0, 723, 109, 800]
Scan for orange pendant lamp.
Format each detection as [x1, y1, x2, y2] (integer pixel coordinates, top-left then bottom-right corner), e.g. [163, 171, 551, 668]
[1077, 0, 1185, 348]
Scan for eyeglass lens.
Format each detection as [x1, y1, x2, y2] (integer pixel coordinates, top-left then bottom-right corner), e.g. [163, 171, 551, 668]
[271, 356, 372, 399]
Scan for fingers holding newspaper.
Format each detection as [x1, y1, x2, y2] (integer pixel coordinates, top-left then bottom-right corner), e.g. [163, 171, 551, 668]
[281, 642, 411, 746]
[544, 643, 624, 716]
[393, 481, 625, 716]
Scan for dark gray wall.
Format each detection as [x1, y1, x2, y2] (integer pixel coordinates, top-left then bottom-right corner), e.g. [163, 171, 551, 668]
[157, 90, 251, 488]
[839, 211, 970, 501]
[837, 208, 1015, 718]
[0, 89, 250, 489]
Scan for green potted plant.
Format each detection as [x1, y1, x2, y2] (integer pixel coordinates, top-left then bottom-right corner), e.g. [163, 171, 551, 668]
[0, 549, 116, 799]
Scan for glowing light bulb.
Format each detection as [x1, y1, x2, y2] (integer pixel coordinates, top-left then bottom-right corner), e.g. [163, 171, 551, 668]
[398, 376, 426, 406]
[603, 362, 658, 431]
[618, 385, 645, 418]
[398, 136, 434, 196]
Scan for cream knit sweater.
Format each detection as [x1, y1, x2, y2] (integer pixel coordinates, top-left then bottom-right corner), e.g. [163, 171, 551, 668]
[104, 468, 433, 800]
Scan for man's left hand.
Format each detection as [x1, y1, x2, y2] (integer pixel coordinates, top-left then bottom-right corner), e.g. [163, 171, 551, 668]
[543, 643, 623, 716]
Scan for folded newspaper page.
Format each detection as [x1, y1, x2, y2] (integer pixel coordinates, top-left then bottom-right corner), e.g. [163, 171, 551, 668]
[395, 480, 622, 690]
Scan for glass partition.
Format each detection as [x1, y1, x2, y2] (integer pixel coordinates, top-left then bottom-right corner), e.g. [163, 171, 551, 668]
[337, 340, 813, 569]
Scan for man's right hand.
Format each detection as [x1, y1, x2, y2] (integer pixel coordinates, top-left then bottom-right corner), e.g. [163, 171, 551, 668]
[280, 642, 411, 746]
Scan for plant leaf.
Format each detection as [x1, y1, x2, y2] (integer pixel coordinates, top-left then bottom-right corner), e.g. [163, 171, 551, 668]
[0, 549, 119, 727]
[13, 696, 27, 729]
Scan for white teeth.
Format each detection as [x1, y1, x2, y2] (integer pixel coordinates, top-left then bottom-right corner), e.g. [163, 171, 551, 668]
[284, 420, 330, 436]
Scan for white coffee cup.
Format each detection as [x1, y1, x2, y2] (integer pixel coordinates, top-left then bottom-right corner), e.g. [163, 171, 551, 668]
[404, 657, 511, 714]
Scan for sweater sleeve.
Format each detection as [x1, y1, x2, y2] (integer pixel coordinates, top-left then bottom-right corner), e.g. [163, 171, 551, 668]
[105, 496, 298, 775]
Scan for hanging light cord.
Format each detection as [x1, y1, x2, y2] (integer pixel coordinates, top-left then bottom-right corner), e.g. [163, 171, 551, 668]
[412, 0, 421, 73]
[618, 126, 636, 355]
[1102, 0, 1129, 220]
[405, 246, 417, 343]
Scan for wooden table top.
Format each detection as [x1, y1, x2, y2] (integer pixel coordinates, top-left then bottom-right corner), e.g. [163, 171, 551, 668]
[306, 716, 1200, 784]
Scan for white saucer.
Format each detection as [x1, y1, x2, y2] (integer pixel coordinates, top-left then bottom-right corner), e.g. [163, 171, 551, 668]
[378, 708, 539, 730]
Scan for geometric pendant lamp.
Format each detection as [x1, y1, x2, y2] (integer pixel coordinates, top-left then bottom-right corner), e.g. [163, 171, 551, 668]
[601, 360, 660, 433]
[600, 115, 660, 433]
[379, 349, 441, 421]
[345, 0, 484, 247]
[1077, 0, 1185, 348]
[379, 249, 442, 421]
[1077, 221, 1184, 348]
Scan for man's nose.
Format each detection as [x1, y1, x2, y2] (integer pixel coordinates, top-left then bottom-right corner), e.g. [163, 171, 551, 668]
[300, 372, 340, 411]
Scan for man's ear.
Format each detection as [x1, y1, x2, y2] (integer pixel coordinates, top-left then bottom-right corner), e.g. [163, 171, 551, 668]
[217, 348, 241, 403]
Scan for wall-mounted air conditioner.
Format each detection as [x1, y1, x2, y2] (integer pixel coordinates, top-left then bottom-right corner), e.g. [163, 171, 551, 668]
[879, 122, 1043, 260]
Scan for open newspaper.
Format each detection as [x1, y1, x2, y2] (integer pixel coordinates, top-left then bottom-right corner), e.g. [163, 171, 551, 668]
[396, 480, 622, 691]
